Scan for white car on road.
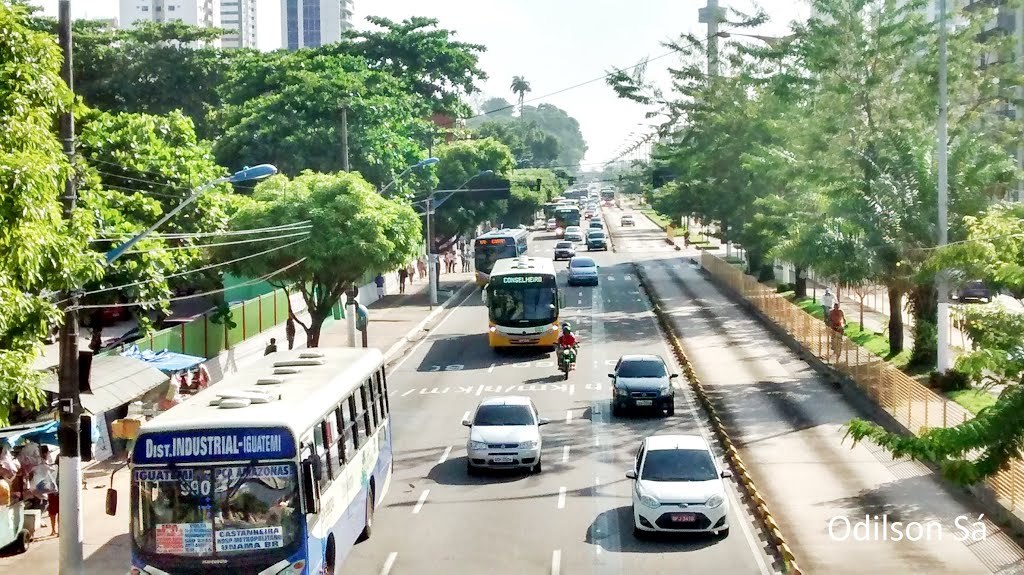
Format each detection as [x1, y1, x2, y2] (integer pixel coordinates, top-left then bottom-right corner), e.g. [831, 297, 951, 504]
[626, 434, 732, 537]
[464, 396, 550, 474]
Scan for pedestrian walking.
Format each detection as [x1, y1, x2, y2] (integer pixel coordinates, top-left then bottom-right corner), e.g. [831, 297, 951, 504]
[417, 257, 427, 280]
[821, 287, 835, 324]
[264, 338, 278, 356]
[285, 316, 296, 350]
[406, 262, 416, 284]
[828, 302, 847, 357]
[398, 266, 409, 294]
[39, 446, 57, 536]
[462, 244, 471, 272]
[375, 273, 386, 299]
[445, 250, 455, 273]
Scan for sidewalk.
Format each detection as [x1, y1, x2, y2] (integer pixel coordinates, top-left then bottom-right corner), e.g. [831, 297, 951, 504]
[0, 272, 475, 575]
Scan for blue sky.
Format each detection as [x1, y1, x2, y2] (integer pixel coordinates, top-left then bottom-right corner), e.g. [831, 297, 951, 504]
[32, 0, 809, 166]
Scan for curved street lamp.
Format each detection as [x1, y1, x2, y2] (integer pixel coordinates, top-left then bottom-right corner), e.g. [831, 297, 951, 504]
[379, 157, 440, 195]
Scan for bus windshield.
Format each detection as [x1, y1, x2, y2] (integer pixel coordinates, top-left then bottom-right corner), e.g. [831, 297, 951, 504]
[475, 242, 518, 274]
[488, 276, 558, 327]
[131, 464, 301, 561]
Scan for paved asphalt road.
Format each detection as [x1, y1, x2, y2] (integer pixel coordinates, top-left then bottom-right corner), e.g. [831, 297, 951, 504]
[344, 216, 778, 574]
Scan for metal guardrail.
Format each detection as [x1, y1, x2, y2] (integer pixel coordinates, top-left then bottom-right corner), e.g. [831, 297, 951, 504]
[701, 252, 1024, 515]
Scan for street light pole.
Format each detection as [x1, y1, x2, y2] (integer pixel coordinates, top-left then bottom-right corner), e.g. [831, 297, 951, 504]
[937, 0, 952, 373]
[427, 196, 436, 308]
[701, 0, 731, 258]
[56, 3, 84, 573]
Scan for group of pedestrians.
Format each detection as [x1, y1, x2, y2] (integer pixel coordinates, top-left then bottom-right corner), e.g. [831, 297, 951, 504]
[820, 287, 847, 356]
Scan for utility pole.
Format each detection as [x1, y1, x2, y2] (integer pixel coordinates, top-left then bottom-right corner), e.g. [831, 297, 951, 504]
[700, 0, 731, 258]
[936, 0, 952, 373]
[57, 2, 84, 573]
[427, 197, 437, 308]
[341, 105, 350, 172]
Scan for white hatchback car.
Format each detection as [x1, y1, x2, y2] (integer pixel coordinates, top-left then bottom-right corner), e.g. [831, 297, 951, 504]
[464, 396, 550, 474]
[626, 434, 731, 537]
[546, 218, 557, 231]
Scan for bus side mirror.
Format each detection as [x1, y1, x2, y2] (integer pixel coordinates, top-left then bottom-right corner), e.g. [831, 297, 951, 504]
[105, 488, 118, 516]
[301, 459, 321, 514]
[481, 288, 488, 304]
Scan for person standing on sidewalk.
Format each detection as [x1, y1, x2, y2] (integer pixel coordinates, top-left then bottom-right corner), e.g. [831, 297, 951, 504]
[285, 316, 296, 350]
[462, 244, 472, 272]
[398, 266, 409, 294]
[821, 287, 835, 325]
[375, 273, 386, 299]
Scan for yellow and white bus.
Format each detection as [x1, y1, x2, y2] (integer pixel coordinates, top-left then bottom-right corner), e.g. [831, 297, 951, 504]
[473, 228, 529, 286]
[482, 256, 563, 349]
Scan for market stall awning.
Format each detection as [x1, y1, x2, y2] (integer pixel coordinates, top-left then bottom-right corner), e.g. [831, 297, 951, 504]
[120, 344, 206, 373]
[0, 421, 59, 448]
[41, 354, 169, 415]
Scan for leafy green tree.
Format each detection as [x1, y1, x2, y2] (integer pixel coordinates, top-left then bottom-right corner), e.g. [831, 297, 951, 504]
[336, 16, 487, 118]
[212, 172, 421, 346]
[520, 104, 588, 168]
[427, 139, 517, 241]
[474, 120, 561, 167]
[213, 49, 433, 191]
[510, 76, 531, 117]
[0, 3, 99, 423]
[507, 169, 560, 224]
[75, 109, 234, 338]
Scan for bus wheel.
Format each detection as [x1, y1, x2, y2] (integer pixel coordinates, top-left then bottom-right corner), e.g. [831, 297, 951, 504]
[358, 485, 375, 541]
[323, 537, 336, 575]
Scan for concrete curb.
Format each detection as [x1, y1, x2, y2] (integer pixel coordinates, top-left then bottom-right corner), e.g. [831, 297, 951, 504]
[382, 281, 475, 364]
[635, 266, 803, 575]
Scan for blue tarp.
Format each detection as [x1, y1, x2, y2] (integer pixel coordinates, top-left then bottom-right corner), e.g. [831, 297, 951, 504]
[121, 344, 205, 373]
[0, 421, 59, 448]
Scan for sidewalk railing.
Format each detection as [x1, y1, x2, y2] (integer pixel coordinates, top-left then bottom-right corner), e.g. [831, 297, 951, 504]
[701, 252, 1024, 515]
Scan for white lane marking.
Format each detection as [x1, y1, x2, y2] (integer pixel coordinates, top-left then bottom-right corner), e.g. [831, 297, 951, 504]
[565, 410, 573, 423]
[387, 286, 476, 376]
[488, 362, 495, 373]
[475, 384, 484, 396]
[401, 389, 415, 397]
[594, 435, 600, 447]
[569, 383, 575, 395]
[562, 445, 570, 463]
[413, 489, 430, 514]
[380, 552, 398, 575]
[557, 486, 567, 509]
[438, 446, 453, 464]
[461, 410, 470, 423]
[551, 550, 562, 575]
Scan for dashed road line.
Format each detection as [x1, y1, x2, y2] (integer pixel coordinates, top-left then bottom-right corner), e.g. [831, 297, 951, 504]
[551, 550, 562, 575]
[380, 552, 398, 575]
[438, 446, 452, 464]
[557, 486, 567, 509]
[488, 363, 495, 373]
[565, 410, 573, 423]
[569, 383, 575, 395]
[562, 445, 570, 462]
[413, 489, 430, 514]
[401, 389, 415, 397]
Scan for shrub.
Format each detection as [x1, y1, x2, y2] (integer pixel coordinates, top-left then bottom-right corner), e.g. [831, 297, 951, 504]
[776, 283, 792, 293]
[928, 369, 971, 392]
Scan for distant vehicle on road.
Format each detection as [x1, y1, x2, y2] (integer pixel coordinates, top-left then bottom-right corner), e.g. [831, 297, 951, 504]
[553, 241, 576, 261]
[955, 280, 992, 303]
[120, 347, 393, 575]
[567, 256, 599, 287]
[589, 219, 605, 231]
[473, 228, 530, 286]
[463, 396, 550, 474]
[546, 218, 557, 231]
[609, 354, 678, 416]
[564, 226, 584, 243]
[600, 189, 616, 206]
[554, 206, 581, 236]
[620, 214, 635, 227]
[586, 230, 608, 251]
[482, 256, 563, 349]
[626, 434, 732, 538]
[584, 208, 595, 219]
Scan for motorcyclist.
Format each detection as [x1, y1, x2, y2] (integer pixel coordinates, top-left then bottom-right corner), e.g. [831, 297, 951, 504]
[556, 323, 578, 367]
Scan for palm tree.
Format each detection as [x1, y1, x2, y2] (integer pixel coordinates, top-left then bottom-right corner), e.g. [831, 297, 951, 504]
[510, 76, 531, 120]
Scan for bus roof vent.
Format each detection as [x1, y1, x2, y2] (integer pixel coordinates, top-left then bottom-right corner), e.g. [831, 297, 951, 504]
[217, 390, 277, 404]
[217, 397, 251, 409]
[299, 352, 325, 359]
[273, 367, 300, 375]
[273, 359, 325, 368]
[256, 377, 285, 386]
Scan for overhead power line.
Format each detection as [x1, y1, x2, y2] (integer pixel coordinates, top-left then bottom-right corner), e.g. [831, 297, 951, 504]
[119, 231, 310, 255]
[94, 221, 312, 242]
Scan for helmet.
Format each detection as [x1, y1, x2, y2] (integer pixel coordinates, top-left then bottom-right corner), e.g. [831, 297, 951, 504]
[561, 322, 572, 334]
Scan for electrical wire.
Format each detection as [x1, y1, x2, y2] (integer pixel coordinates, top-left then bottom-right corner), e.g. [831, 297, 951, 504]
[118, 231, 310, 255]
[87, 157, 195, 182]
[95, 169, 190, 191]
[93, 221, 312, 241]
[80, 236, 310, 298]
[98, 182, 186, 200]
[72, 258, 307, 310]
[464, 48, 683, 120]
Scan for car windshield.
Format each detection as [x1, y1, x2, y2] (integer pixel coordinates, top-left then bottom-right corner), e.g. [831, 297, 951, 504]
[617, 360, 667, 378]
[474, 404, 535, 426]
[570, 258, 596, 269]
[555, 242, 573, 249]
[131, 464, 301, 559]
[588, 232, 605, 239]
[642, 449, 718, 482]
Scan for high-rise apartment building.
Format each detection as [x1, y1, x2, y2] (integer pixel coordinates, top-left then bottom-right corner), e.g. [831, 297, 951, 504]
[120, 0, 221, 46]
[220, 0, 257, 49]
[282, 0, 356, 50]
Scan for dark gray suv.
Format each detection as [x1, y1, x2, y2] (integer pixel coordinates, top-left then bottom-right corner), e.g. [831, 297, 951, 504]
[609, 355, 678, 416]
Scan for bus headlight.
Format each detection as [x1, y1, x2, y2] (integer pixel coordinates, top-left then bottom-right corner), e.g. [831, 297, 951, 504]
[489, 326, 496, 333]
[551, 324, 560, 332]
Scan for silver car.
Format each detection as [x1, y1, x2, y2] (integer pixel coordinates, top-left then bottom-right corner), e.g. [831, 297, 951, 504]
[464, 396, 550, 474]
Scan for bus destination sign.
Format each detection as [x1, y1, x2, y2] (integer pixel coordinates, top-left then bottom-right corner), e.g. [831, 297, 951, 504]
[495, 275, 547, 286]
[133, 427, 296, 465]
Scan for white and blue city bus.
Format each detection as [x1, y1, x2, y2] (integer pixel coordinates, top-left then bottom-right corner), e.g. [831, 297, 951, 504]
[122, 347, 392, 575]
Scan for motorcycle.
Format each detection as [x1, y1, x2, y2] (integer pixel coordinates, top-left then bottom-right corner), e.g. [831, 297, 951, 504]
[558, 346, 578, 380]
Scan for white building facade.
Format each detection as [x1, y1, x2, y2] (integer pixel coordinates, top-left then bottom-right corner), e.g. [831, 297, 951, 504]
[282, 0, 355, 50]
[119, 0, 222, 46]
[220, 0, 257, 48]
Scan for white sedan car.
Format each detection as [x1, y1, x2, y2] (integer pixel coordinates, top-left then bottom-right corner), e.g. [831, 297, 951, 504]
[464, 396, 550, 474]
[626, 434, 731, 537]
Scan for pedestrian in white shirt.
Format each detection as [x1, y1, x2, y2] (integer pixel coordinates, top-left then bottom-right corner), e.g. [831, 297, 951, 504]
[821, 288, 835, 326]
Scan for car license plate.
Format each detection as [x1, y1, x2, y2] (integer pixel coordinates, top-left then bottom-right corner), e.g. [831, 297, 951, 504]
[635, 400, 653, 406]
[491, 456, 514, 463]
[671, 513, 696, 522]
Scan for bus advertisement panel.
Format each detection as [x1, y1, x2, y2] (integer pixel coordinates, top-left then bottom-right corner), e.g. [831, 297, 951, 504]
[484, 257, 561, 348]
[474, 230, 528, 286]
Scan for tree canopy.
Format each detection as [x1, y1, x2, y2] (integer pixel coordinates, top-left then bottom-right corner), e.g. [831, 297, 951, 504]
[426, 139, 517, 241]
